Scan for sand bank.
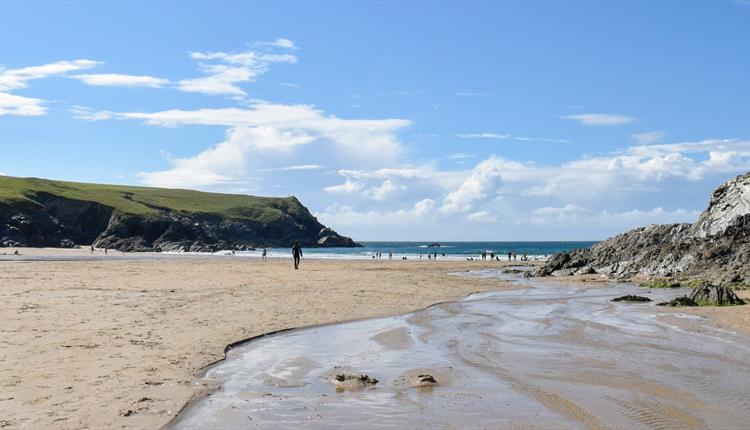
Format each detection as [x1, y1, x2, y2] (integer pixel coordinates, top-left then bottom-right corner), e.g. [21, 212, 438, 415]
[0, 248, 519, 429]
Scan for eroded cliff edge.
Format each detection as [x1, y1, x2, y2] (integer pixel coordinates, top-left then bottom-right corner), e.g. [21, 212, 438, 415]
[532, 172, 750, 285]
[0, 176, 360, 252]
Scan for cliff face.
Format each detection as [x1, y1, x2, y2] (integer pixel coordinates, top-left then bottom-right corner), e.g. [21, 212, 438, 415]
[0, 177, 360, 251]
[532, 172, 750, 285]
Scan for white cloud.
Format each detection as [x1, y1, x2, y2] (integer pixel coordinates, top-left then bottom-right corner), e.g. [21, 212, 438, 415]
[262, 164, 323, 172]
[317, 199, 436, 227]
[448, 153, 475, 160]
[254, 38, 297, 50]
[514, 136, 571, 143]
[455, 133, 510, 140]
[529, 205, 700, 230]
[457, 133, 569, 143]
[440, 159, 503, 214]
[0, 59, 99, 91]
[69, 105, 116, 121]
[414, 199, 436, 216]
[0, 92, 47, 116]
[467, 211, 495, 223]
[178, 50, 297, 97]
[71, 73, 169, 88]
[632, 131, 665, 144]
[0, 59, 99, 116]
[269, 38, 296, 49]
[324, 180, 365, 194]
[562, 113, 635, 126]
[96, 102, 409, 168]
[138, 126, 315, 188]
[280, 82, 300, 88]
[365, 179, 407, 201]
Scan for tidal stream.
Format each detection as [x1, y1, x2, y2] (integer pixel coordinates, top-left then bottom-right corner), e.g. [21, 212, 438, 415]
[169, 270, 750, 429]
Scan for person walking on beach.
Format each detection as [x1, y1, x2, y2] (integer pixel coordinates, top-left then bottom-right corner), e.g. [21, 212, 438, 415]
[105, 246, 108, 255]
[508, 251, 512, 261]
[90, 245, 94, 254]
[262, 247, 267, 261]
[292, 241, 303, 270]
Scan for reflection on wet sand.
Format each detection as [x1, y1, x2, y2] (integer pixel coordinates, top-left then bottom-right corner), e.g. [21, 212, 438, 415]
[170, 270, 750, 429]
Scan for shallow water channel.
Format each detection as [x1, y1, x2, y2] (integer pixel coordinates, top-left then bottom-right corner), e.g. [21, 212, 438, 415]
[170, 270, 750, 429]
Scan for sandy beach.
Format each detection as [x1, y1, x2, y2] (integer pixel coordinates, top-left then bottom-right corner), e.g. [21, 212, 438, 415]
[0, 248, 520, 429]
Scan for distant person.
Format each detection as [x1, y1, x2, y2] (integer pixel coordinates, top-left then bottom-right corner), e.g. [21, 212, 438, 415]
[90, 245, 94, 254]
[389, 251, 392, 260]
[508, 252, 512, 261]
[105, 246, 108, 255]
[262, 247, 267, 261]
[482, 251, 486, 260]
[292, 241, 303, 270]
[428, 254, 431, 260]
[513, 252, 517, 261]
[434, 252, 438, 260]
[490, 252, 494, 259]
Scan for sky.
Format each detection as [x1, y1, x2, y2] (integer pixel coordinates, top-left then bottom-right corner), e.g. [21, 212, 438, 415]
[1, 1, 749, 241]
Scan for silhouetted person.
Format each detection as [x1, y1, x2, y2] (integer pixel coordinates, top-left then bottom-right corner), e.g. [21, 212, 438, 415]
[508, 252, 511, 261]
[105, 246, 108, 255]
[292, 241, 303, 270]
[262, 247, 267, 261]
[90, 245, 94, 254]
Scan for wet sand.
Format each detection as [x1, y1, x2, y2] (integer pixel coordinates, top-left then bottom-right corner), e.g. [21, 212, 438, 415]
[171, 271, 750, 430]
[0, 248, 518, 429]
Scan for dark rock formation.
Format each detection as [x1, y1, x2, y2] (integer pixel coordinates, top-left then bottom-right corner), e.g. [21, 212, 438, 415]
[1, 190, 360, 252]
[532, 172, 750, 285]
[689, 284, 745, 306]
[612, 295, 652, 303]
[657, 284, 745, 307]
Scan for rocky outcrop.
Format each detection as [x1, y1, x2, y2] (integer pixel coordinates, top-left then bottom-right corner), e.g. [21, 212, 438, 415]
[531, 172, 750, 285]
[658, 284, 745, 307]
[1, 192, 360, 252]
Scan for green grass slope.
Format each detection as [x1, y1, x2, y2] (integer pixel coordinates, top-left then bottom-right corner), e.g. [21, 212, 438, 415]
[0, 175, 308, 223]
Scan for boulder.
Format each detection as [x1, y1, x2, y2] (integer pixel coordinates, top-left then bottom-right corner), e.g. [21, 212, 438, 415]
[689, 284, 745, 306]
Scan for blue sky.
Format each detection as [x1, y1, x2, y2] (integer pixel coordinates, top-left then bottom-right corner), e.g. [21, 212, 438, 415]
[1, 1, 749, 240]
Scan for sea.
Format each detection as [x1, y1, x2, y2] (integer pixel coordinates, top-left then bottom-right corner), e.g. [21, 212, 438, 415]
[219, 241, 596, 261]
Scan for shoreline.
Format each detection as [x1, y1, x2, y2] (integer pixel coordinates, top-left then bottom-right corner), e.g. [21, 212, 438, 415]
[0, 248, 523, 429]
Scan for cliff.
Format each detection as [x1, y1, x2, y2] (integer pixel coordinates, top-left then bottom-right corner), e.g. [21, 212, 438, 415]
[531, 172, 750, 285]
[0, 176, 360, 252]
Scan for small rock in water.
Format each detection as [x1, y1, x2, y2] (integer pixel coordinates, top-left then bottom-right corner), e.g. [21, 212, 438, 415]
[611, 295, 652, 303]
[334, 374, 379, 385]
[417, 374, 438, 385]
[658, 296, 699, 307]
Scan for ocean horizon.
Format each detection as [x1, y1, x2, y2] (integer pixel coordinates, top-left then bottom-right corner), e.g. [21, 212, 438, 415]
[211, 241, 597, 261]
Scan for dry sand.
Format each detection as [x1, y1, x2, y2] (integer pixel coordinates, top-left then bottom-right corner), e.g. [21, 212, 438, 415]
[0, 248, 520, 429]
